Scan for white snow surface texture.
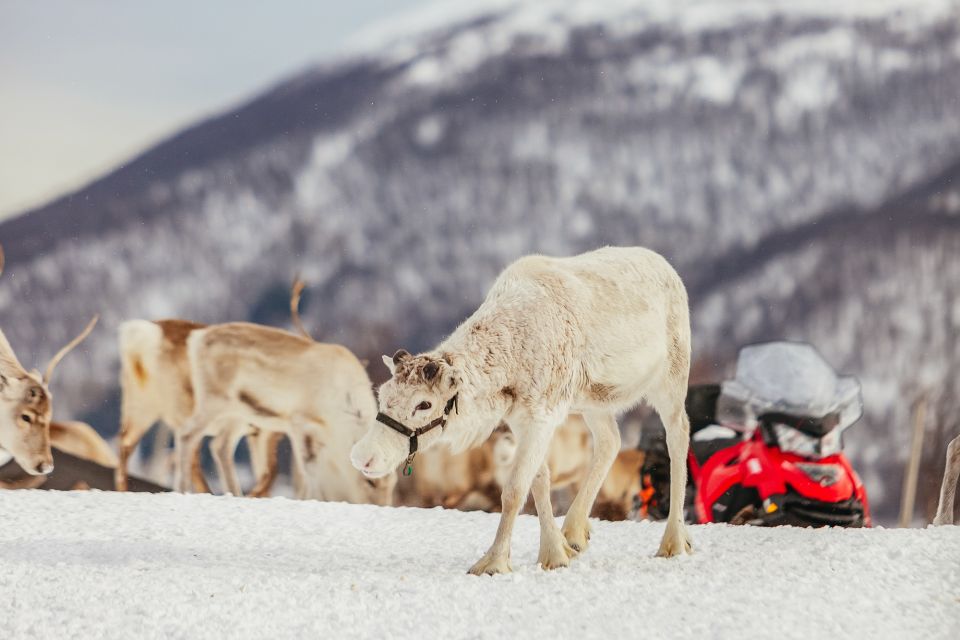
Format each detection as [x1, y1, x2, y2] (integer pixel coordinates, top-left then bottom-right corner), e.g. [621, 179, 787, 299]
[1, 492, 957, 639]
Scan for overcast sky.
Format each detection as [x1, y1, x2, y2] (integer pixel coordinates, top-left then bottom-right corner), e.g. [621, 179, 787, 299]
[0, 0, 435, 219]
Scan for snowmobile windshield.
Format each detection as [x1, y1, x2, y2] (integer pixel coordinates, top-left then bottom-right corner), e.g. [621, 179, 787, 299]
[768, 420, 843, 459]
[718, 341, 862, 433]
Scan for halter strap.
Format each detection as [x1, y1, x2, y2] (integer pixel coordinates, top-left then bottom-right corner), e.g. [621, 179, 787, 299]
[376, 394, 459, 474]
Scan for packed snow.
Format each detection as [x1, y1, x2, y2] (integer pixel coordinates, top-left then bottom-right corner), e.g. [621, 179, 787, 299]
[0, 491, 956, 638]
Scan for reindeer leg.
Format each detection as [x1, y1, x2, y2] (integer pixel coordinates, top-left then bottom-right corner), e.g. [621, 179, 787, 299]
[210, 424, 245, 496]
[175, 426, 201, 493]
[468, 413, 560, 575]
[534, 461, 575, 570]
[190, 440, 211, 493]
[116, 412, 157, 492]
[649, 390, 693, 557]
[286, 422, 312, 500]
[561, 410, 620, 554]
[175, 411, 210, 493]
[248, 431, 282, 498]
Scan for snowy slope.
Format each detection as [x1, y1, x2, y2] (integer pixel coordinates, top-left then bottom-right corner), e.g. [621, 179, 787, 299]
[0, 491, 957, 639]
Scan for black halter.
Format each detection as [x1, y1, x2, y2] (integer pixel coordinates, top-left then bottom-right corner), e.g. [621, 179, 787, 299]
[376, 394, 459, 476]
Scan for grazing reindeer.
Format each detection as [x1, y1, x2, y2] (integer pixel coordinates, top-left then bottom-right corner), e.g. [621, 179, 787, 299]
[592, 449, 646, 521]
[933, 434, 959, 525]
[409, 428, 502, 510]
[175, 322, 395, 505]
[0, 316, 99, 477]
[489, 417, 590, 500]
[409, 422, 564, 512]
[411, 417, 624, 519]
[490, 416, 645, 521]
[351, 246, 693, 574]
[117, 319, 286, 495]
[116, 278, 314, 494]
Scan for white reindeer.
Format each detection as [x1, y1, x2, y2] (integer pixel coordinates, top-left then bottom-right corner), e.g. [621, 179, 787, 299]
[0, 316, 98, 476]
[933, 434, 959, 525]
[351, 246, 693, 574]
[116, 278, 313, 494]
[174, 322, 395, 505]
[490, 416, 645, 521]
[116, 318, 280, 494]
[406, 426, 504, 510]
[405, 420, 588, 512]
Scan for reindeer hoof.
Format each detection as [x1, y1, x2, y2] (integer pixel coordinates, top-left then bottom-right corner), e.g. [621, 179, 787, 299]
[656, 523, 693, 557]
[467, 553, 512, 576]
[562, 521, 591, 555]
[538, 536, 575, 570]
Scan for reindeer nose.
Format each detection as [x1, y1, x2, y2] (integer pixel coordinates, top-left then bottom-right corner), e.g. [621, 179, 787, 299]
[36, 461, 54, 475]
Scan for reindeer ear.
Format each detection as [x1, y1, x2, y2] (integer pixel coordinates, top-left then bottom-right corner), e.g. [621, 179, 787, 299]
[381, 355, 396, 375]
[442, 366, 462, 393]
[422, 361, 439, 381]
[392, 349, 411, 365]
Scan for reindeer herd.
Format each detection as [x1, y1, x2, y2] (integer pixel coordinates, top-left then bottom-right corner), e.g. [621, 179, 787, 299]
[0, 244, 957, 575]
[0, 244, 643, 518]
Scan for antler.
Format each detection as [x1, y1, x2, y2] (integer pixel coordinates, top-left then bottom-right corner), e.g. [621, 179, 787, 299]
[0, 328, 25, 373]
[290, 274, 313, 341]
[44, 315, 99, 384]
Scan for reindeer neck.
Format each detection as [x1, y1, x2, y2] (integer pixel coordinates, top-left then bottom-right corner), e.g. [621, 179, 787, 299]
[436, 316, 516, 422]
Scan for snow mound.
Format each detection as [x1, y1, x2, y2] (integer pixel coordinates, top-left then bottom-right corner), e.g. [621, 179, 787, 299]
[0, 492, 956, 638]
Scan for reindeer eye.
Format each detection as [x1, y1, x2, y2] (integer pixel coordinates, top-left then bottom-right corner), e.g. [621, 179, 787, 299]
[416, 401, 432, 412]
[20, 414, 32, 425]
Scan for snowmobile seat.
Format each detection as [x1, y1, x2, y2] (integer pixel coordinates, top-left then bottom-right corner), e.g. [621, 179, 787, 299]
[690, 433, 740, 468]
[686, 384, 721, 435]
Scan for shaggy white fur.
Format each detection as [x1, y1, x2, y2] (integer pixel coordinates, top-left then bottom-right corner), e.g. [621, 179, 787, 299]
[351, 246, 693, 574]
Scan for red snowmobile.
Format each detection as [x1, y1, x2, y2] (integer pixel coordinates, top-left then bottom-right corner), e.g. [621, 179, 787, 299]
[641, 342, 871, 527]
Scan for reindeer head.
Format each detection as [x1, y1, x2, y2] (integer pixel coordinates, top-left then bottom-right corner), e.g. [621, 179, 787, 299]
[0, 316, 98, 475]
[350, 349, 462, 478]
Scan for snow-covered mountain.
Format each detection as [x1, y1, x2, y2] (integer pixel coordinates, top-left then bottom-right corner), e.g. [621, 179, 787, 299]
[2, 0, 959, 518]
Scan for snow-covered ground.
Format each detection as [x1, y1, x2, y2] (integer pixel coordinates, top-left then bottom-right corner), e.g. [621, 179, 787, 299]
[0, 491, 956, 639]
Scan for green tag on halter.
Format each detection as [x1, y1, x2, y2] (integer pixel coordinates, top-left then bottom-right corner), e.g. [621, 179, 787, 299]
[403, 452, 416, 476]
